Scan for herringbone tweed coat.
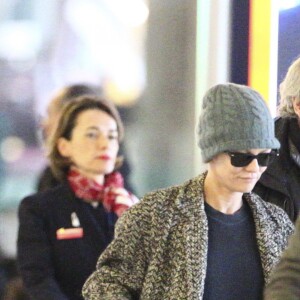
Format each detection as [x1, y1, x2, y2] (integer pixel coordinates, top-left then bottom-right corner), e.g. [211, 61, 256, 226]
[82, 173, 294, 300]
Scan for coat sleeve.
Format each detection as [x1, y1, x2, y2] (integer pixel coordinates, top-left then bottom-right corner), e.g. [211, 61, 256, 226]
[82, 200, 151, 300]
[17, 196, 68, 300]
[264, 216, 300, 300]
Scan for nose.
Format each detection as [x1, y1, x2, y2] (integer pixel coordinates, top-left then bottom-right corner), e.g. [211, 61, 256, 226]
[245, 158, 260, 172]
[98, 136, 109, 149]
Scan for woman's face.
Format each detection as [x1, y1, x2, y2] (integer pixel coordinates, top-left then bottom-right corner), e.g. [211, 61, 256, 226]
[58, 109, 119, 183]
[208, 148, 270, 194]
[292, 98, 300, 119]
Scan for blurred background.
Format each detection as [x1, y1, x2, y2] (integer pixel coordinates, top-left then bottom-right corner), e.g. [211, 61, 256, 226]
[0, 0, 299, 259]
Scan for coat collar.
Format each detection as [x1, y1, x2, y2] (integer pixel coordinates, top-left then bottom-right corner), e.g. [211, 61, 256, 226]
[244, 193, 286, 283]
[174, 172, 206, 218]
[173, 173, 208, 299]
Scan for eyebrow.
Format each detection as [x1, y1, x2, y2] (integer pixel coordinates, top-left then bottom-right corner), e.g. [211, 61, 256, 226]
[86, 126, 118, 132]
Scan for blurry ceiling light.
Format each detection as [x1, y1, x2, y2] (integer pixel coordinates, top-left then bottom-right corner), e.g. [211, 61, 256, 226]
[1, 136, 25, 163]
[105, 0, 149, 27]
[104, 54, 146, 105]
[105, 79, 142, 106]
[279, 0, 300, 10]
[0, 20, 42, 61]
[65, 0, 148, 30]
[64, 0, 107, 43]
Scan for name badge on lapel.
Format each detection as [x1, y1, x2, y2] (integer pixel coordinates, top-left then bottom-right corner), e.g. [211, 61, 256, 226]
[56, 212, 83, 240]
[56, 227, 84, 240]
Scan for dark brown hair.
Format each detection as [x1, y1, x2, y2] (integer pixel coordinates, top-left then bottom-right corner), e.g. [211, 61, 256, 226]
[52, 83, 103, 108]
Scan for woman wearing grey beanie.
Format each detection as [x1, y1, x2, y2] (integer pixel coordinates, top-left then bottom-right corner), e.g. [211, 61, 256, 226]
[82, 83, 293, 300]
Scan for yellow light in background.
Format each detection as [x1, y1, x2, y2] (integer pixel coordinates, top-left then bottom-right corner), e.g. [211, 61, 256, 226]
[104, 80, 142, 106]
[248, 0, 271, 100]
[248, 0, 279, 116]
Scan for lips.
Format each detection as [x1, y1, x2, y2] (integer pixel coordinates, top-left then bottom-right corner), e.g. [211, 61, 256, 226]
[98, 155, 111, 160]
[240, 177, 257, 182]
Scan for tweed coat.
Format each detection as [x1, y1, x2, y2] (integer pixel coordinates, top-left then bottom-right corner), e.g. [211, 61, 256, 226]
[82, 173, 294, 300]
[17, 183, 117, 300]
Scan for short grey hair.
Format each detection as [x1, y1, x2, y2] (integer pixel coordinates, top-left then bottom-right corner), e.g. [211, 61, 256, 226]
[279, 56, 300, 118]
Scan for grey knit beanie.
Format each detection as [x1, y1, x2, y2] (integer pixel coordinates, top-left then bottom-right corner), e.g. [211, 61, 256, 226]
[197, 83, 280, 162]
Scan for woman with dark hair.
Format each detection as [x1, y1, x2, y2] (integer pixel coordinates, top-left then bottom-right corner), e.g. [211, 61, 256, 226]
[38, 83, 103, 192]
[38, 83, 135, 194]
[17, 96, 138, 300]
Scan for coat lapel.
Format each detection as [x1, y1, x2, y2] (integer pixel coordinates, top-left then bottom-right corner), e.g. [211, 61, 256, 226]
[176, 174, 208, 299]
[244, 193, 283, 283]
[64, 186, 113, 255]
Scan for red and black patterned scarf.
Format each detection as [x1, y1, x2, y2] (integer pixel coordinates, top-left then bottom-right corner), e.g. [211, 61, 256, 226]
[67, 168, 138, 217]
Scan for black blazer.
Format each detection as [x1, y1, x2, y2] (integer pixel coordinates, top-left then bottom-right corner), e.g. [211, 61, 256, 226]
[17, 184, 117, 300]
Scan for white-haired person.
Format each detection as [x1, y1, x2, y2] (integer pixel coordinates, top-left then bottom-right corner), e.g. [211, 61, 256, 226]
[82, 83, 293, 300]
[254, 56, 300, 222]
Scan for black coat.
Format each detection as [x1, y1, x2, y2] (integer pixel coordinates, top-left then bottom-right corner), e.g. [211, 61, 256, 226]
[17, 184, 117, 300]
[254, 117, 300, 222]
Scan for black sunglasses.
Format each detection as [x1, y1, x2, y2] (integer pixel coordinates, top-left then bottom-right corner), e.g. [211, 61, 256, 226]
[225, 150, 279, 167]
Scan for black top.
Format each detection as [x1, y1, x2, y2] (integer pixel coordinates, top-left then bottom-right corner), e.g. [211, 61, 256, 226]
[203, 200, 264, 300]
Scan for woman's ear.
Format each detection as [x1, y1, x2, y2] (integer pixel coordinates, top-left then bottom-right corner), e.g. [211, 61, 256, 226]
[57, 137, 71, 158]
[292, 98, 300, 118]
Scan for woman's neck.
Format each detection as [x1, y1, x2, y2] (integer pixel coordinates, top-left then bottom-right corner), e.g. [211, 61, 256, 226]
[204, 174, 243, 214]
[71, 166, 105, 185]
